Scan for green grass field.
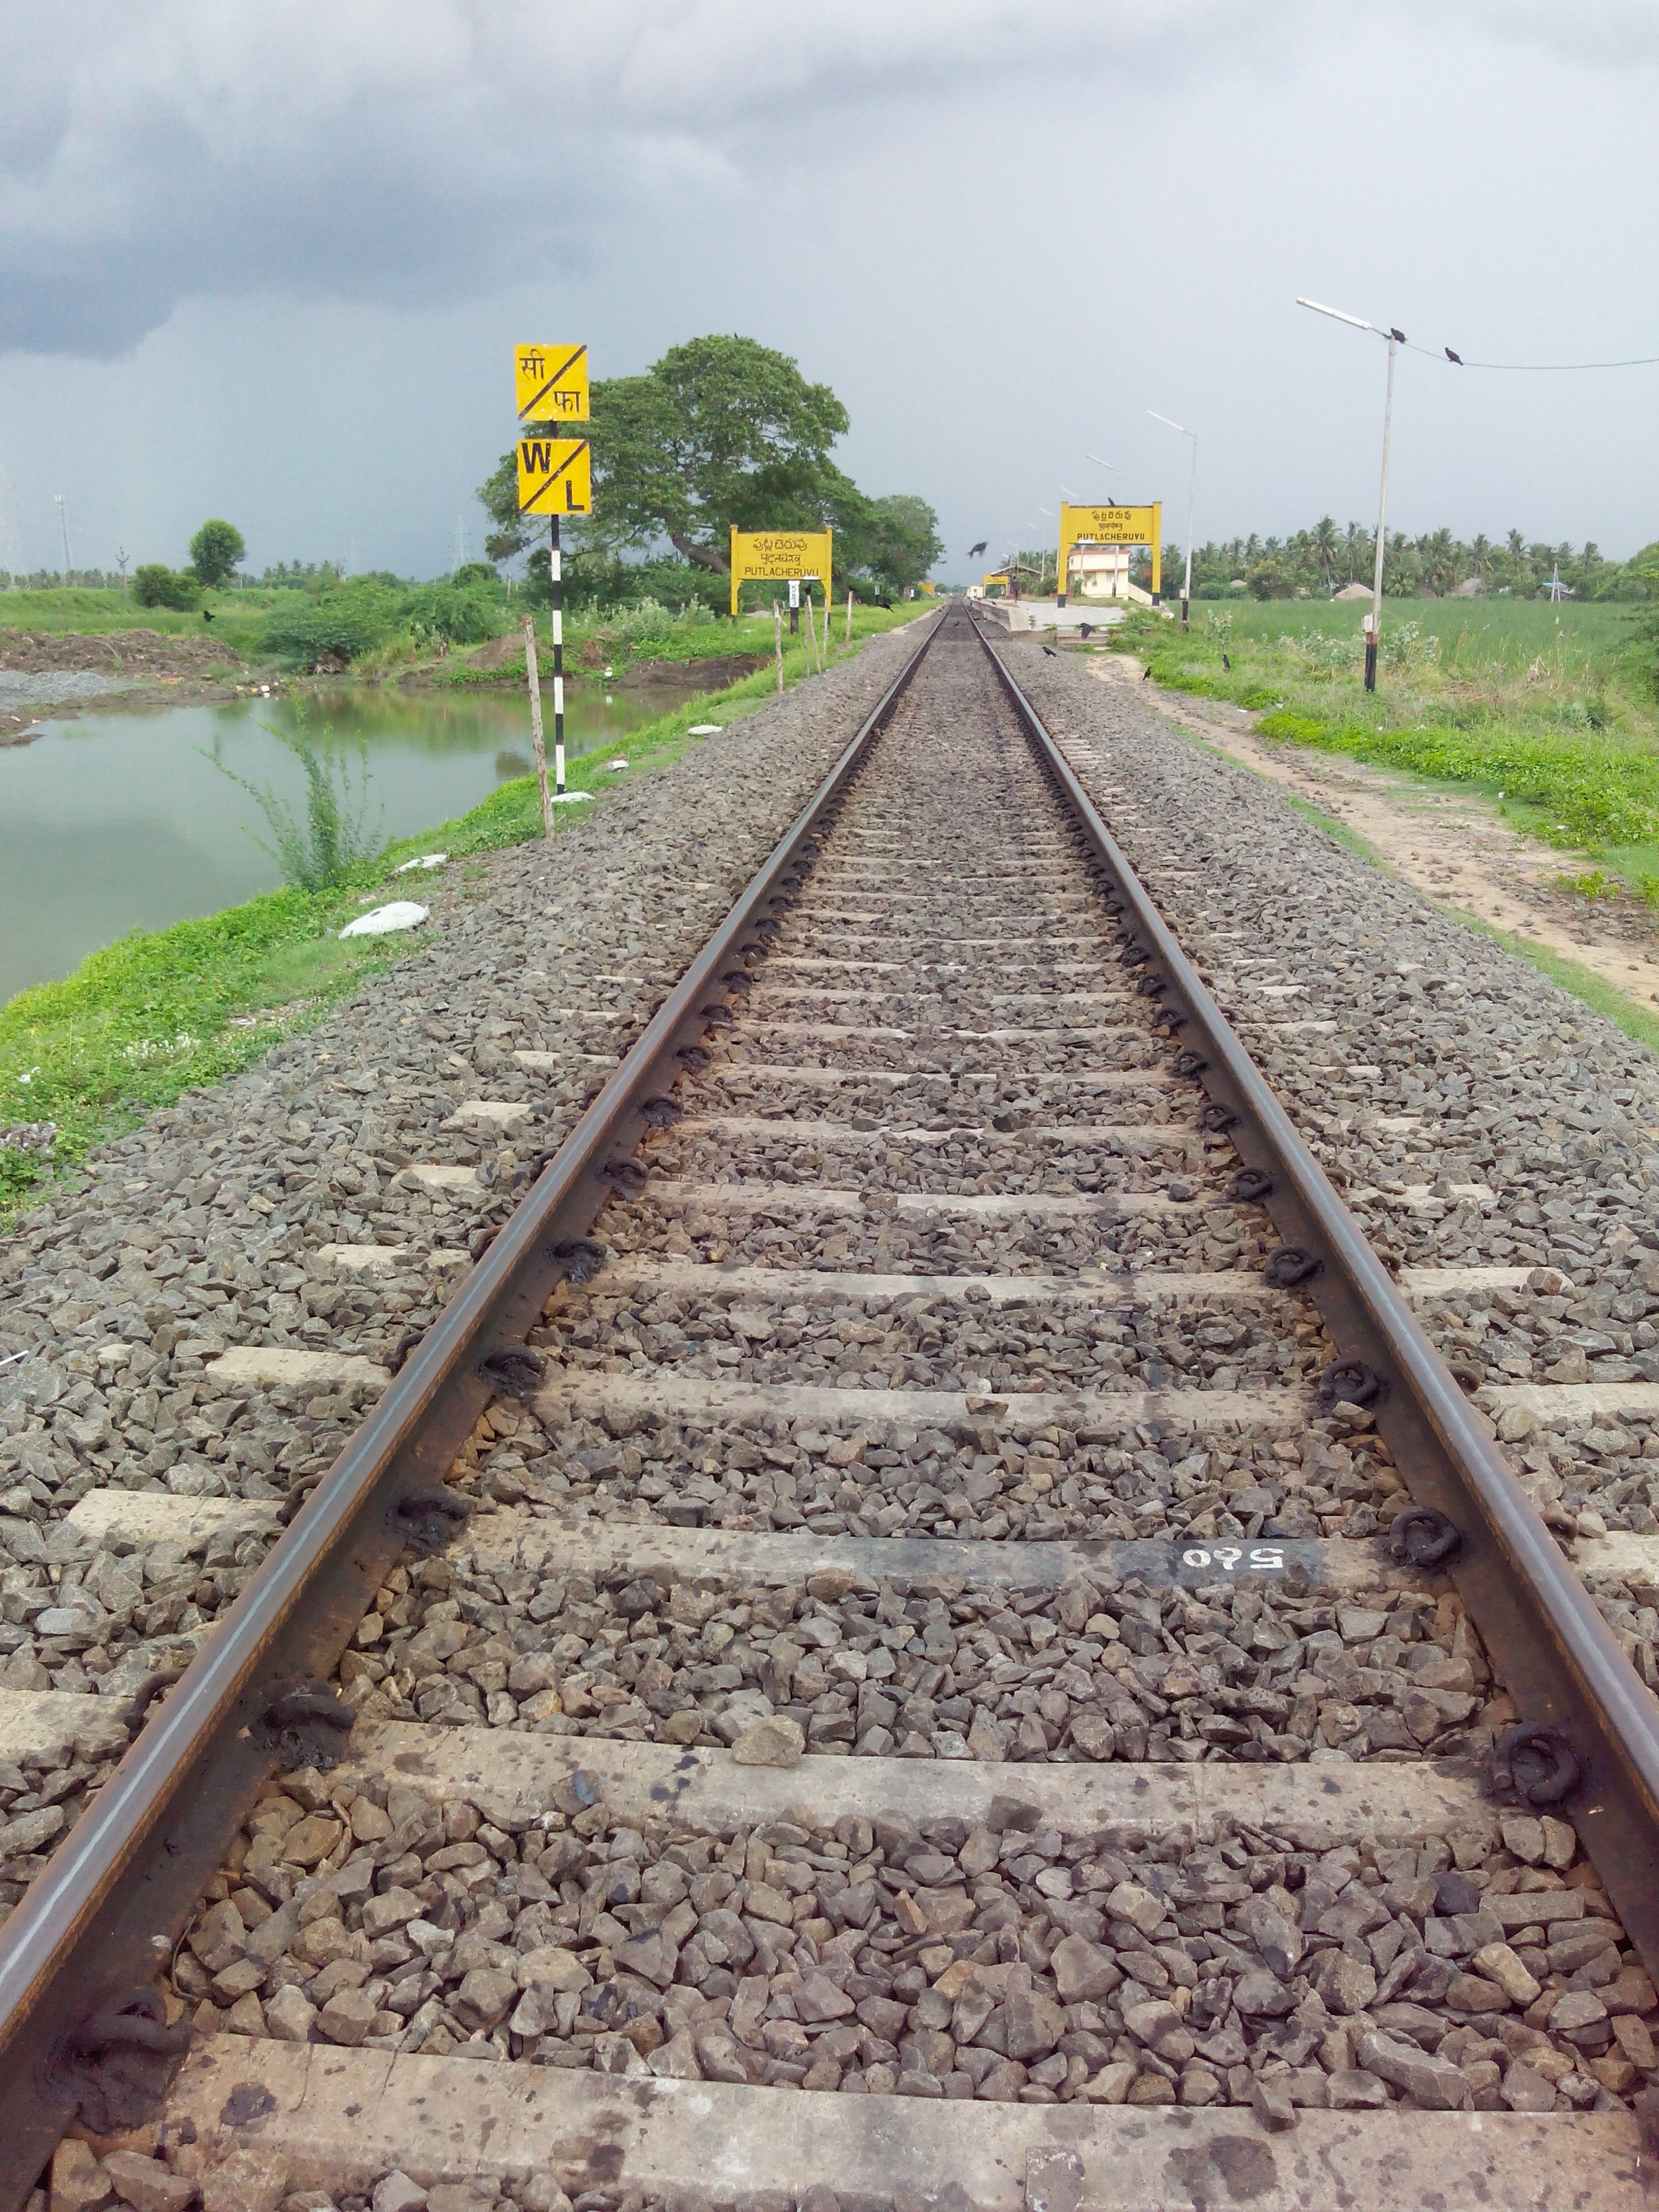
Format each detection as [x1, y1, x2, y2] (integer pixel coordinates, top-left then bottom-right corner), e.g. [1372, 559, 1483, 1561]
[1117, 595, 1659, 884]
[0, 585, 917, 681]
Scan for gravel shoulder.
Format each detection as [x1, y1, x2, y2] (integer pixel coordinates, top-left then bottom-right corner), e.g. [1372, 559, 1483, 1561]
[1086, 650, 1659, 1018]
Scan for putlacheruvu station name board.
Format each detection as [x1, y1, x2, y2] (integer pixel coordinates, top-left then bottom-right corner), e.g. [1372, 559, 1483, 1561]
[1057, 501, 1162, 607]
[729, 529, 833, 616]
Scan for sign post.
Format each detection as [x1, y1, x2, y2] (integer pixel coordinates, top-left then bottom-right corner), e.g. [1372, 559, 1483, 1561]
[729, 529, 833, 621]
[515, 346, 592, 806]
[1055, 502, 1162, 609]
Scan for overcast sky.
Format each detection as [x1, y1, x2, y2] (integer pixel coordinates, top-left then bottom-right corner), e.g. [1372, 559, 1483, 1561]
[1, 0, 1655, 582]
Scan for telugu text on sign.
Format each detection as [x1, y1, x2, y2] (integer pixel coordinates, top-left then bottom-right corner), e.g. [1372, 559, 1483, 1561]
[728, 528, 834, 616]
[1057, 501, 1162, 604]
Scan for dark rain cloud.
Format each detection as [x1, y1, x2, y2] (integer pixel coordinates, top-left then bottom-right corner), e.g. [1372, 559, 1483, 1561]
[1, 0, 1273, 358]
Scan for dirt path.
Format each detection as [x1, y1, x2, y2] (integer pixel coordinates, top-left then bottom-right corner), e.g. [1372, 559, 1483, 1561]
[1086, 649, 1659, 1012]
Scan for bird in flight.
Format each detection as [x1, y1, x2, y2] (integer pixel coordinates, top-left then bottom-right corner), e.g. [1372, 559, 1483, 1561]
[1445, 347, 1464, 365]
[967, 540, 987, 558]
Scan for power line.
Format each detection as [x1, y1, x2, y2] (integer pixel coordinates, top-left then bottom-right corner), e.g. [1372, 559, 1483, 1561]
[1405, 338, 1659, 371]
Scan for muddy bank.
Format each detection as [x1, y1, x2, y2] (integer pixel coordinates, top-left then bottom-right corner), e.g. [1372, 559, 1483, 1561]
[0, 628, 256, 745]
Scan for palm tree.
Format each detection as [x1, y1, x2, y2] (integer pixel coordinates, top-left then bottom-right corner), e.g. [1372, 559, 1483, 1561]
[1469, 533, 1492, 581]
[1311, 516, 1339, 595]
[1343, 521, 1367, 583]
[1422, 527, 1458, 596]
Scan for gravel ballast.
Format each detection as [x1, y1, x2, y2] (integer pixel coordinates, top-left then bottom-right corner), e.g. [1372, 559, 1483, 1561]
[163, 1765, 1651, 2120]
[0, 632, 927, 1914]
[7, 609, 1659, 2181]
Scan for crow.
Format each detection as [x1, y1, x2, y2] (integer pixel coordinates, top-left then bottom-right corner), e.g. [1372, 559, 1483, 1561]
[201, 609, 214, 623]
[1222, 651, 1231, 670]
[1142, 666, 1153, 680]
[967, 540, 987, 558]
[1445, 347, 1463, 365]
[1078, 622, 1095, 638]
[1042, 645, 1057, 657]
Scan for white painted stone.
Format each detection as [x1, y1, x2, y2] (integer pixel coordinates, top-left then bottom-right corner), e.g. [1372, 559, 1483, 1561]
[339, 902, 429, 939]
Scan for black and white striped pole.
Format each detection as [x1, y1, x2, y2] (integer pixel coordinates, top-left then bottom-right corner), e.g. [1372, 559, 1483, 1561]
[550, 514, 565, 797]
[514, 344, 592, 803]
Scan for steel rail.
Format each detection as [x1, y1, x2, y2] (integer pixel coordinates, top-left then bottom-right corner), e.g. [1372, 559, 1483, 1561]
[972, 611, 1659, 1978]
[0, 611, 945, 2207]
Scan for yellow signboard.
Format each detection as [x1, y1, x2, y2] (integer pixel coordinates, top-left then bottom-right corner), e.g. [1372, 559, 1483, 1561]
[516, 344, 589, 423]
[517, 436, 592, 516]
[1057, 501, 1160, 605]
[982, 571, 1010, 598]
[729, 528, 833, 617]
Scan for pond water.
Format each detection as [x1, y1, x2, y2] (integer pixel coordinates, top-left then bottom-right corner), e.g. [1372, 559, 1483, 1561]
[0, 674, 711, 1004]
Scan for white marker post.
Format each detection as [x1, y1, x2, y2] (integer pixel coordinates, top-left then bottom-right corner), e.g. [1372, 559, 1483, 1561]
[774, 600, 783, 693]
[845, 590, 853, 648]
[522, 616, 554, 836]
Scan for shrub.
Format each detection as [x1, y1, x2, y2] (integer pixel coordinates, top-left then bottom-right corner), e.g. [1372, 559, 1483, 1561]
[1256, 712, 1327, 745]
[133, 564, 200, 611]
[396, 583, 501, 647]
[262, 583, 397, 663]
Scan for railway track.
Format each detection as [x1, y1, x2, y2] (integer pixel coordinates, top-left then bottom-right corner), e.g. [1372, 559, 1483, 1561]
[4, 605, 1659, 2209]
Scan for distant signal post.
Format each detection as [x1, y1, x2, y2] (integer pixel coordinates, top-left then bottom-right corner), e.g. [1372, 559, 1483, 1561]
[516, 344, 592, 808]
[1055, 502, 1162, 609]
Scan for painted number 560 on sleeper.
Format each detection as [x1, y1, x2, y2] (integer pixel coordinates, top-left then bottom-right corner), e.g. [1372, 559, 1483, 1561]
[1182, 1545, 1286, 1574]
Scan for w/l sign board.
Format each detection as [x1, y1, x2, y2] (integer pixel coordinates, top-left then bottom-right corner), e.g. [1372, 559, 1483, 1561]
[517, 436, 592, 516]
[515, 344, 589, 424]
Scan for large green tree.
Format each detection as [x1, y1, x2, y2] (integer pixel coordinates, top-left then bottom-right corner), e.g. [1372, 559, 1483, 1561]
[188, 518, 245, 586]
[480, 334, 850, 573]
[848, 493, 944, 599]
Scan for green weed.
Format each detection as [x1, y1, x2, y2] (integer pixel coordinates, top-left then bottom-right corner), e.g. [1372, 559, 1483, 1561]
[204, 719, 385, 890]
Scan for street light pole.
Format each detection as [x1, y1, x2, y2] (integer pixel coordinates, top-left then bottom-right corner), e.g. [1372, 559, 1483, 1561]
[1365, 333, 1398, 692]
[54, 495, 71, 585]
[1148, 413, 1197, 629]
[1296, 297, 1405, 692]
